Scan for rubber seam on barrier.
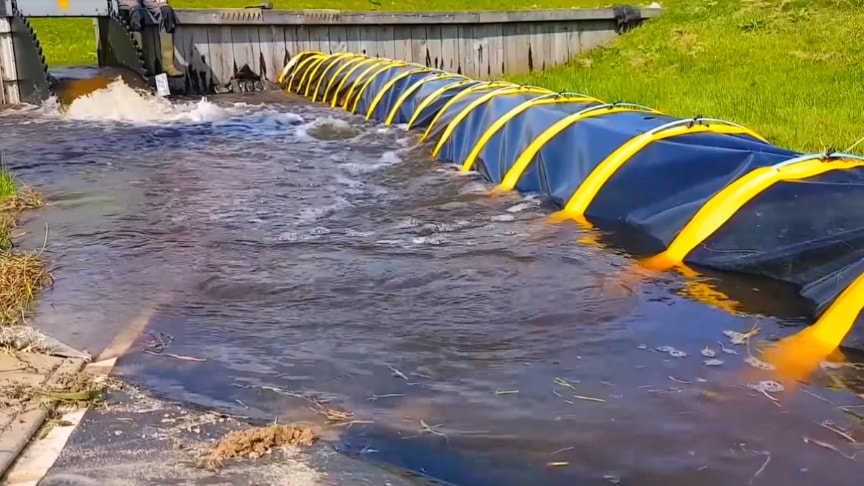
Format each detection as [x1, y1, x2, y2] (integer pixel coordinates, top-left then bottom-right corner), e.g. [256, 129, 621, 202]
[562, 123, 765, 216]
[421, 81, 519, 142]
[365, 68, 434, 120]
[643, 157, 864, 269]
[350, 62, 408, 114]
[459, 96, 604, 172]
[431, 87, 561, 157]
[499, 105, 659, 191]
[384, 73, 464, 126]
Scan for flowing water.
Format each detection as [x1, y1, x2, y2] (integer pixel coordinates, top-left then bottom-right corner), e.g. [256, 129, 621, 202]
[2, 74, 864, 485]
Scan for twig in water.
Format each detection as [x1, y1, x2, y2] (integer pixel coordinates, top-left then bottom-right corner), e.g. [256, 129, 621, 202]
[367, 393, 405, 401]
[547, 461, 569, 467]
[330, 419, 374, 429]
[235, 399, 248, 409]
[554, 377, 579, 390]
[669, 376, 691, 384]
[495, 389, 519, 395]
[142, 350, 205, 362]
[819, 421, 857, 443]
[803, 436, 857, 460]
[750, 451, 771, 485]
[573, 394, 606, 403]
[550, 446, 574, 455]
[403, 420, 449, 444]
[388, 365, 408, 380]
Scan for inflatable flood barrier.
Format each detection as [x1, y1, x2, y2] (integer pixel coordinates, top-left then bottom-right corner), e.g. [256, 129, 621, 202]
[278, 51, 864, 372]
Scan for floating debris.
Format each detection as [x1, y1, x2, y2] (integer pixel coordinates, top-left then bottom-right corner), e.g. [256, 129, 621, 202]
[717, 341, 739, 355]
[703, 359, 724, 367]
[747, 380, 785, 393]
[723, 320, 760, 344]
[637, 344, 648, 350]
[701, 346, 716, 358]
[656, 346, 688, 358]
[744, 356, 776, 371]
[547, 461, 569, 467]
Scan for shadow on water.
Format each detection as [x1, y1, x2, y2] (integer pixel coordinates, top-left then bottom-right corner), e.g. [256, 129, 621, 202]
[2, 81, 864, 485]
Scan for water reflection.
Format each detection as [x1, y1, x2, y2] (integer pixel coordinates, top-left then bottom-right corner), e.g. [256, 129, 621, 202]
[2, 84, 864, 485]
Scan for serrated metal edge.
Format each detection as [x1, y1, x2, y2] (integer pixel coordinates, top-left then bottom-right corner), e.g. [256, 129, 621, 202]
[109, 10, 150, 79]
[11, 6, 54, 98]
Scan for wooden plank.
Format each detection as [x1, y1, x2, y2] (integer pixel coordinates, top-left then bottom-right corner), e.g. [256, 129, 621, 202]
[186, 27, 213, 93]
[309, 25, 330, 54]
[175, 8, 663, 26]
[456, 24, 477, 78]
[546, 21, 570, 68]
[409, 26, 427, 67]
[480, 23, 504, 78]
[565, 20, 582, 60]
[393, 25, 414, 64]
[213, 26, 236, 86]
[295, 25, 312, 54]
[358, 25, 377, 57]
[377, 26, 396, 60]
[231, 26, 261, 76]
[425, 25, 443, 70]
[258, 25, 283, 83]
[439, 25, 458, 73]
[502, 22, 532, 75]
[281, 26, 299, 62]
[328, 25, 348, 54]
[343, 25, 362, 54]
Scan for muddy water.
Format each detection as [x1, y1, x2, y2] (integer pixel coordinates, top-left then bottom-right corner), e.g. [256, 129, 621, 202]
[2, 77, 864, 485]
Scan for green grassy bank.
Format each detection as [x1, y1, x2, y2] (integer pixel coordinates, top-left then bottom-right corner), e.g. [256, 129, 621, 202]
[31, 0, 864, 152]
[0, 161, 49, 327]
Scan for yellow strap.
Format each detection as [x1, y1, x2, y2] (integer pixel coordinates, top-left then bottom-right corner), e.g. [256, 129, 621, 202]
[431, 87, 559, 157]
[420, 81, 518, 142]
[298, 56, 328, 96]
[406, 79, 480, 130]
[322, 56, 368, 105]
[500, 106, 660, 191]
[288, 54, 325, 93]
[304, 53, 345, 98]
[311, 53, 360, 102]
[808, 269, 864, 349]
[760, 268, 864, 385]
[642, 157, 864, 270]
[331, 58, 389, 108]
[383, 73, 464, 126]
[349, 62, 408, 114]
[342, 59, 397, 110]
[365, 67, 433, 120]
[562, 121, 767, 215]
[278, 50, 322, 85]
[459, 96, 602, 173]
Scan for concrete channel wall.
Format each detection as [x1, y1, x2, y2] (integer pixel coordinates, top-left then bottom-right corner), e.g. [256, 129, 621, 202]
[138, 7, 661, 95]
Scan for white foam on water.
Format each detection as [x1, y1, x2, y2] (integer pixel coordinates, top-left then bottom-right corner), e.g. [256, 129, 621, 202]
[341, 149, 404, 176]
[55, 77, 240, 125]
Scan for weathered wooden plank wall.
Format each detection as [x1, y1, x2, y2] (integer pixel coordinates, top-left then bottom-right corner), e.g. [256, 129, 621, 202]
[136, 7, 661, 96]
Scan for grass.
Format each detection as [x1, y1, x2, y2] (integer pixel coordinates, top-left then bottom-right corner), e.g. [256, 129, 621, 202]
[29, 0, 864, 151]
[0, 155, 51, 328]
[509, 0, 864, 153]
